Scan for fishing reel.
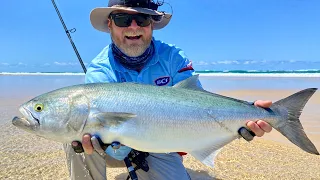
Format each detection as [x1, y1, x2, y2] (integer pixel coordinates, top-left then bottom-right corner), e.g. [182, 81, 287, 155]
[128, 149, 150, 172]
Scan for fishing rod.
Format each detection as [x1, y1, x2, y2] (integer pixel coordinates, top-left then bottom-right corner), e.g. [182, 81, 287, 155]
[50, 0, 87, 73]
[50, 1, 140, 179]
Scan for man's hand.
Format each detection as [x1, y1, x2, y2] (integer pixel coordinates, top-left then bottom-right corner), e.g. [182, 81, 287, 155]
[71, 134, 93, 154]
[239, 100, 273, 141]
[71, 134, 131, 160]
[247, 100, 273, 137]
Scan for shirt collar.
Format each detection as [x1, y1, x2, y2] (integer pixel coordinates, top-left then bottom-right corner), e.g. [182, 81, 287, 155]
[110, 37, 159, 73]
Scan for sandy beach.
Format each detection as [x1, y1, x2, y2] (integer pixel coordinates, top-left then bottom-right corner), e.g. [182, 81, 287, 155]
[0, 75, 319, 180]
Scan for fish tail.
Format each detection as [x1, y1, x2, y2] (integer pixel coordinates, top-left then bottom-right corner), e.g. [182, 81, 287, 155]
[272, 88, 319, 155]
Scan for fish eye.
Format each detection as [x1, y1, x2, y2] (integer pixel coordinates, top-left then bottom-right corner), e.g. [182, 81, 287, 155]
[34, 103, 44, 112]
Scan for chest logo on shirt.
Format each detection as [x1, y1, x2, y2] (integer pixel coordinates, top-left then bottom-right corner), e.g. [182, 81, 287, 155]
[154, 76, 170, 86]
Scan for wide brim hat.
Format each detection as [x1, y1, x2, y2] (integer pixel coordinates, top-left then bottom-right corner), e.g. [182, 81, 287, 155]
[90, 0, 172, 33]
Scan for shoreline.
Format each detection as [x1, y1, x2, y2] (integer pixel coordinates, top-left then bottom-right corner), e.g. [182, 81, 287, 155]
[1, 72, 320, 78]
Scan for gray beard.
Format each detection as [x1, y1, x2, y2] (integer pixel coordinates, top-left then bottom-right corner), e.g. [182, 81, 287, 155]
[119, 43, 150, 57]
[110, 31, 152, 57]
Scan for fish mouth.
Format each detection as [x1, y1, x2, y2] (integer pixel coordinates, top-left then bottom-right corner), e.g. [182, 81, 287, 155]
[12, 107, 40, 130]
[12, 116, 31, 127]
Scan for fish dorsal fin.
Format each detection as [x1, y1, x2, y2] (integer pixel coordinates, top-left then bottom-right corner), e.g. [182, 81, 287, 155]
[173, 75, 204, 91]
[173, 75, 253, 105]
[93, 112, 136, 127]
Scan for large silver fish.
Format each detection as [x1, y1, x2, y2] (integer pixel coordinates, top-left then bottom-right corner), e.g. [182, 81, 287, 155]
[12, 75, 319, 167]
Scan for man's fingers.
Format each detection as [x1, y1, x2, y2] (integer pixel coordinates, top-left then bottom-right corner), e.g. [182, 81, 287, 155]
[91, 136, 106, 155]
[71, 141, 84, 153]
[257, 120, 272, 133]
[245, 100, 273, 139]
[254, 100, 272, 108]
[72, 141, 79, 147]
[82, 134, 94, 155]
[238, 127, 255, 141]
[246, 121, 265, 137]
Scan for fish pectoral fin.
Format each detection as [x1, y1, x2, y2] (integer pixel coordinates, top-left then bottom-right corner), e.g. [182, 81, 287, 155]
[94, 112, 136, 127]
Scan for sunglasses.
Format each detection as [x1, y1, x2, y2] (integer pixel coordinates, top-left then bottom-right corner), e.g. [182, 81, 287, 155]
[109, 13, 161, 27]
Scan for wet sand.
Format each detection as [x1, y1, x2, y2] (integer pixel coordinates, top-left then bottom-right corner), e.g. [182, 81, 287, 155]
[0, 75, 319, 179]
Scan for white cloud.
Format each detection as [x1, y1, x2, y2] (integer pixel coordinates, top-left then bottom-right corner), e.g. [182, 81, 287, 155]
[217, 60, 240, 65]
[54, 62, 78, 66]
[0, 63, 10, 66]
[194, 61, 209, 66]
[0, 62, 27, 67]
[17, 62, 27, 66]
[243, 60, 258, 65]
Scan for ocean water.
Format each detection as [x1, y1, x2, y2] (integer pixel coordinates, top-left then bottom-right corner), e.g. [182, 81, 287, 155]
[0, 73, 319, 100]
[199, 75, 320, 92]
[0, 75, 85, 99]
[193, 59, 320, 72]
[1, 59, 320, 73]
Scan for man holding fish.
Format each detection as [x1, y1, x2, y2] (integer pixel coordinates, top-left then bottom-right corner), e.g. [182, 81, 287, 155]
[65, 0, 273, 179]
[12, 0, 319, 177]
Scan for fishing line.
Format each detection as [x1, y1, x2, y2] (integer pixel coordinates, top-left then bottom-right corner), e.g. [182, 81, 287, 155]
[50, 0, 87, 73]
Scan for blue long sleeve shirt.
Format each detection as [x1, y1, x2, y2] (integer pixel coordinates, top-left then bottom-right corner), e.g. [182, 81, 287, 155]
[85, 38, 200, 87]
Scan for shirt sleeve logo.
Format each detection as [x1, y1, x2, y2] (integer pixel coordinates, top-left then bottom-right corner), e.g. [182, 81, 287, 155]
[154, 76, 170, 86]
[178, 60, 194, 73]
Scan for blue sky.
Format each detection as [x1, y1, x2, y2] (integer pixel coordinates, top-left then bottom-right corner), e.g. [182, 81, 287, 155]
[0, 0, 320, 72]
